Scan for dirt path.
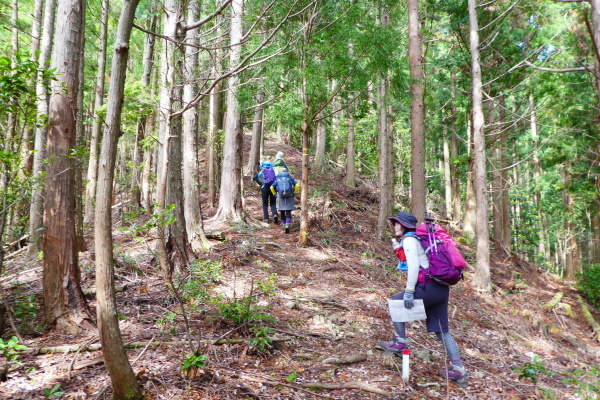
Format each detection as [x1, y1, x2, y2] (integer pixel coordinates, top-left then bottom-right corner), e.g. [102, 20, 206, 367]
[0, 132, 598, 399]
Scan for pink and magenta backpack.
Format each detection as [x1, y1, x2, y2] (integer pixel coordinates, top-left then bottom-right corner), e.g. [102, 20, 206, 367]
[415, 219, 466, 286]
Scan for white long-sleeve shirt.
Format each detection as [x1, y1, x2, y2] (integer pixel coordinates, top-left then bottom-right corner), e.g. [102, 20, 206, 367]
[401, 235, 429, 291]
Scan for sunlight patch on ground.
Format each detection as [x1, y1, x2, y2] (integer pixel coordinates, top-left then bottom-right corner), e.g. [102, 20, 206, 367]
[300, 247, 333, 262]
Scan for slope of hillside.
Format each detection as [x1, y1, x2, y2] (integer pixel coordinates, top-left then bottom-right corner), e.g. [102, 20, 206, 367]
[0, 134, 598, 400]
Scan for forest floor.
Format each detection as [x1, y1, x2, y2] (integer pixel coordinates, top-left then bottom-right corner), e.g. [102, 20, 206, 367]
[0, 132, 599, 400]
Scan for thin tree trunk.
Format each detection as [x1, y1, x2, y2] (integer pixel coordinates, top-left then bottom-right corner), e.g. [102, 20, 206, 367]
[182, 1, 210, 253]
[530, 92, 548, 262]
[75, 2, 86, 252]
[346, 108, 356, 187]
[564, 162, 579, 278]
[408, 0, 426, 221]
[299, 19, 313, 247]
[213, 0, 244, 222]
[443, 124, 452, 220]
[156, 0, 192, 277]
[28, 0, 57, 255]
[463, 117, 476, 237]
[84, 0, 110, 224]
[21, 0, 44, 175]
[43, 0, 90, 333]
[206, 1, 224, 208]
[499, 95, 511, 252]
[137, 15, 157, 212]
[95, 1, 144, 398]
[450, 72, 461, 222]
[246, 91, 264, 175]
[377, 7, 392, 241]
[314, 111, 326, 171]
[468, 0, 491, 292]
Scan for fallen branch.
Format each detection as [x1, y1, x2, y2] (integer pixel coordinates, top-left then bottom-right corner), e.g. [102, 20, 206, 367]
[83, 285, 128, 295]
[206, 232, 226, 241]
[576, 295, 600, 343]
[321, 353, 367, 365]
[299, 381, 391, 397]
[544, 292, 564, 308]
[14, 337, 293, 355]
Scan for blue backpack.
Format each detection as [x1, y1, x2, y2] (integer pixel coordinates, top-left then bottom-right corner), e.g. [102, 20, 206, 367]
[261, 165, 276, 185]
[275, 172, 293, 198]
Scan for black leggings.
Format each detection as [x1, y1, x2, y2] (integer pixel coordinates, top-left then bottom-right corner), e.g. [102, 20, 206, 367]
[261, 185, 277, 219]
[279, 210, 292, 222]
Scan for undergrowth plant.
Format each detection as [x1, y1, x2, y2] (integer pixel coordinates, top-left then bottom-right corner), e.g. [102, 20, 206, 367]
[249, 326, 275, 354]
[576, 264, 600, 309]
[516, 355, 555, 384]
[181, 351, 207, 376]
[562, 366, 600, 399]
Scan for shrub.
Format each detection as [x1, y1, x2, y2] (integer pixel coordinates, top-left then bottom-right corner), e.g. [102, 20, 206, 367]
[576, 264, 600, 309]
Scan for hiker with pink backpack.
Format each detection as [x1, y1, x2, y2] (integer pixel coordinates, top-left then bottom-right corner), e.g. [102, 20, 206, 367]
[378, 211, 468, 387]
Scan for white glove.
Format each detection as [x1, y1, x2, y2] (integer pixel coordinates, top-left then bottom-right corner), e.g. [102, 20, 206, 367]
[391, 238, 401, 249]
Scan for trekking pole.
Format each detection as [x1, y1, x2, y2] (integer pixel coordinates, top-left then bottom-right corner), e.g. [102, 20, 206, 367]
[425, 212, 438, 254]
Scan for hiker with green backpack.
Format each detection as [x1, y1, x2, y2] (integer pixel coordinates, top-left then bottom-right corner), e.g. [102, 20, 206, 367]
[378, 211, 468, 387]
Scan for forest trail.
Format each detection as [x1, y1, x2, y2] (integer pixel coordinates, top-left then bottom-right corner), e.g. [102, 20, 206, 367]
[0, 132, 598, 400]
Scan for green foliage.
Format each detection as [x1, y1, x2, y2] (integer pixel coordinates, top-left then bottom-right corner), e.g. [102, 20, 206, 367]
[182, 259, 223, 302]
[0, 336, 27, 365]
[249, 326, 275, 354]
[576, 264, 600, 309]
[516, 355, 555, 384]
[561, 366, 600, 399]
[212, 294, 273, 327]
[156, 311, 178, 332]
[119, 204, 177, 237]
[255, 274, 278, 297]
[286, 370, 299, 383]
[43, 384, 64, 398]
[181, 351, 207, 374]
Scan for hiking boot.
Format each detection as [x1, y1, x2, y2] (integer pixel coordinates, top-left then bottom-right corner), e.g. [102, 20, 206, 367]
[265, 219, 271, 223]
[439, 365, 468, 387]
[377, 340, 407, 354]
[273, 216, 279, 224]
[284, 224, 290, 234]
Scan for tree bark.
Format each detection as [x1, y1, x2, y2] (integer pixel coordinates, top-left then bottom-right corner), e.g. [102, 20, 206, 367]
[29, 0, 58, 255]
[21, 0, 44, 175]
[182, 1, 210, 253]
[299, 32, 311, 246]
[443, 124, 452, 220]
[345, 108, 356, 187]
[43, 0, 90, 333]
[140, 21, 158, 214]
[156, 0, 192, 277]
[499, 95, 511, 252]
[214, 0, 245, 222]
[94, 1, 144, 398]
[75, 2, 86, 253]
[246, 91, 264, 175]
[564, 162, 579, 278]
[377, 7, 392, 241]
[450, 71, 461, 222]
[84, 0, 110, 224]
[463, 118, 476, 238]
[468, 0, 491, 292]
[314, 111, 326, 171]
[408, 0, 426, 222]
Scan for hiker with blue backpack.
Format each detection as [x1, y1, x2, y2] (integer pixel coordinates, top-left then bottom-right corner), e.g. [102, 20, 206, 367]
[378, 211, 468, 387]
[270, 162, 298, 234]
[253, 161, 278, 223]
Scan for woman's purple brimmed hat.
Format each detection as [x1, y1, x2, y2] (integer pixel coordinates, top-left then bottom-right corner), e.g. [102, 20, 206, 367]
[388, 211, 418, 229]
